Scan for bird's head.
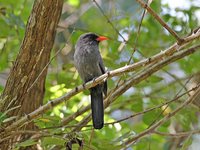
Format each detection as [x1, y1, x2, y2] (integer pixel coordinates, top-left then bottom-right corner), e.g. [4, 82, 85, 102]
[78, 33, 108, 45]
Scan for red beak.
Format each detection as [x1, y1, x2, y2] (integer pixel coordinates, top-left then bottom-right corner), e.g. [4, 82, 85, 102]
[96, 36, 109, 42]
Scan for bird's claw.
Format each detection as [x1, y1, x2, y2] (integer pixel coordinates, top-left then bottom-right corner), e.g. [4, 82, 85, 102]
[92, 77, 97, 83]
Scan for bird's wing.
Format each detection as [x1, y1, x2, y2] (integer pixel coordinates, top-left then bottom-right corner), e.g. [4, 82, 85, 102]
[98, 58, 107, 96]
[99, 58, 106, 74]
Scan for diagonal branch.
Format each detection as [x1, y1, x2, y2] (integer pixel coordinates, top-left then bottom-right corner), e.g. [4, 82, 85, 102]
[106, 85, 196, 126]
[1, 32, 200, 137]
[123, 85, 200, 147]
[154, 129, 200, 138]
[61, 31, 200, 125]
[62, 29, 200, 125]
[70, 44, 200, 132]
[70, 84, 197, 132]
[92, 0, 126, 42]
[136, 0, 182, 43]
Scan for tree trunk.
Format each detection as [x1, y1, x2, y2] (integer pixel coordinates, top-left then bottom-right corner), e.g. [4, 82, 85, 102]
[0, 0, 63, 149]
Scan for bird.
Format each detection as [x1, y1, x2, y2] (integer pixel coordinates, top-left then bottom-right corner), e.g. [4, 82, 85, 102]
[74, 33, 108, 129]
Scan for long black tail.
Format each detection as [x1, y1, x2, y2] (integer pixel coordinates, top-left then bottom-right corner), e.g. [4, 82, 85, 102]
[90, 85, 104, 129]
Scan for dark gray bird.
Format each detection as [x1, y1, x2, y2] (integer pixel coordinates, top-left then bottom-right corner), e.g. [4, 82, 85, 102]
[74, 33, 108, 129]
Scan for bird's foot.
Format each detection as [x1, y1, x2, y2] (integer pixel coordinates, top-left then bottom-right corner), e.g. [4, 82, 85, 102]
[92, 77, 97, 84]
[104, 71, 110, 81]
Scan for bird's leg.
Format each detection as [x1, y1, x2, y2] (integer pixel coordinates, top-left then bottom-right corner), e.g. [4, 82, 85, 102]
[104, 71, 110, 82]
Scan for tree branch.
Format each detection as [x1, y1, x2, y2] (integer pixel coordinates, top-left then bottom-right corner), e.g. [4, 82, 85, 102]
[1, 32, 200, 137]
[136, 0, 182, 42]
[70, 45, 200, 132]
[123, 85, 200, 147]
[92, 0, 126, 42]
[154, 130, 200, 138]
[105, 86, 197, 126]
[61, 31, 200, 125]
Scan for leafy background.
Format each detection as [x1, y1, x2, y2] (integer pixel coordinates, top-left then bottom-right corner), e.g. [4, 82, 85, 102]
[0, 0, 200, 149]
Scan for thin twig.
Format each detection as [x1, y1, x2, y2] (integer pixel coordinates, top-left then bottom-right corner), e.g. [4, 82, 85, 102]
[24, 82, 196, 135]
[154, 130, 200, 137]
[146, 76, 192, 128]
[105, 85, 197, 126]
[163, 69, 190, 96]
[114, 0, 149, 97]
[92, 0, 127, 42]
[60, 32, 200, 126]
[69, 45, 200, 132]
[136, 0, 182, 43]
[127, 0, 150, 64]
[123, 85, 200, 147]
[2, 42, 200, 137]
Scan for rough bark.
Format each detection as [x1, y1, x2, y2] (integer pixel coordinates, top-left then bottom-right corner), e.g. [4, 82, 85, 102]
[0, 0, 63, 149]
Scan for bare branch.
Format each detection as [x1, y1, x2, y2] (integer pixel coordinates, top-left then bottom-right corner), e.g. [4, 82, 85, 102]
[154, 130, 200, 137]
[127, 0, 151, 64]
[105, 85, 197, 126]
[123, 85, 200, 147]
[92, 0, 126, 42]
[61, 74, 193, 126]
[136, 0, 182, 42]
[1, 32, 200, 137]
[61, 31, 200, 125]
[69, 44, 200, 132]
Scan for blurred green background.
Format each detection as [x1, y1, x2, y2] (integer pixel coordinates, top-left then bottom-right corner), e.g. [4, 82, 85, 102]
[0, 0, 200, 149]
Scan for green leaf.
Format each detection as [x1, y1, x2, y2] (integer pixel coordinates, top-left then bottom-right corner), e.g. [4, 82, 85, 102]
[0, 112, 7, 124]
[42, 137, 65, 146]
[67, 0, 79, 6]
[149, 75, 163, 83]
[130, 98, 143, 112]
[15, 139, 38, 147]
[143, 109, 163, 125]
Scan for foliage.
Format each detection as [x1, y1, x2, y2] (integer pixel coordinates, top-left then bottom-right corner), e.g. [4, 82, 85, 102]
[0, 0, 200, 149]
